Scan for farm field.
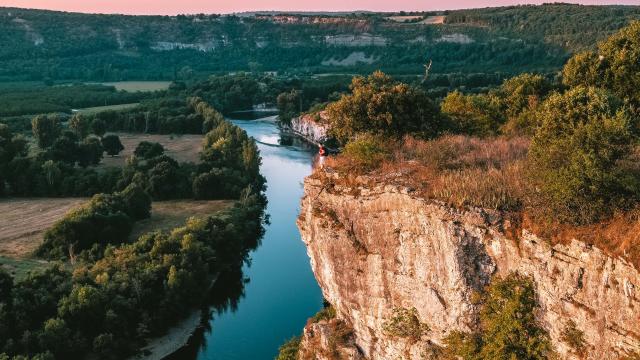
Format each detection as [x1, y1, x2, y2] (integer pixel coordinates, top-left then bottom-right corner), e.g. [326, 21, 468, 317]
[0, 198, 87, 259]
[75, 102, 140, 115]
[99, 81, 172, 92]
[100, 133, 204, 167]
[129, 200, 233, 240]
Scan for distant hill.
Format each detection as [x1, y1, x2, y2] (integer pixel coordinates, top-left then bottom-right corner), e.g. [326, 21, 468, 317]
[0, 4, 638, 82]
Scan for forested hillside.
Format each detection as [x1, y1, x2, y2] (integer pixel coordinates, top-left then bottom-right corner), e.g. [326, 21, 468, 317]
[0, 4, 638, 82]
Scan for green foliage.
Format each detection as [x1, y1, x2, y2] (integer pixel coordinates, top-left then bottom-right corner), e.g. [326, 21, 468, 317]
[342, 133, 392, 170]
[134, 141, 164, 159]
[37, 183, 152, 260]
[275, 336, 301, 360]
[77, 137, 104, 168]
[382, 307, 429, 340]
[562, 21, 640, 115]
[560, 320, 586, 355]
[311, 305, 337, 323]
[69, 114, 90, 139]
[528, 86, 638, 224]
[277, 90, 301, 125]
[444, 274, 552, 360]
[31, 115, 61, 149]
[101, 135, 124, 156]
[327, 71, 444, 143]
[441, 91, 503, 136]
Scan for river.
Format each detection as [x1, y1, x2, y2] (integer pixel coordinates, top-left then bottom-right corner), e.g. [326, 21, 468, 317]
[167, 114, 324, 360]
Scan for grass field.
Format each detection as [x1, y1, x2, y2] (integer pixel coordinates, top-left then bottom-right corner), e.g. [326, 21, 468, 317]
[0, 256, 49, 281]
[0, 198, 86, 259]
[75, 102, 140, 115]
[100, 133, 204, 167]
[130, 200, 232, 240]
[0, 197, 231, 279]
[99, 81, 172, 92]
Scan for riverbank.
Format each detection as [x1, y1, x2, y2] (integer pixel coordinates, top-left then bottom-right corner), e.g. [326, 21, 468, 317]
[131, 311, 202, 360]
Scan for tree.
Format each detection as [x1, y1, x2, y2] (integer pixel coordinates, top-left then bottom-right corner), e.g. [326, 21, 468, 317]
[326, 71, 444, 144]
[91, 118, 107, 138]
[31, 115, 61, 148]
[444, 274, 552, 360]
[134, 141, 164, 159]
[50, 131, 79, 164]
[101, 135, 124, 157]
[528, 86, 638, 224]
[562, 21, 640, 115]
[441, 91, 503, 136]
[69, 114, 90, 139]
[78, 137, 104, 167]
[277, 90, 301, 125]
[119, 183, 152, 220]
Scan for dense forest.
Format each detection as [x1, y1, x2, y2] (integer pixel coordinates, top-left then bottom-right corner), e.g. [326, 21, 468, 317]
[0, 84, 268, 358]
[0, 4, 638, 82]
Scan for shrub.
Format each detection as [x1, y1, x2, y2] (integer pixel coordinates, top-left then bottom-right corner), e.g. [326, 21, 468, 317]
[382, 307, 429, 340]
[311, 305, 336, 323]
[134, 141, 164, 159]
[276, 336, 301, 360]
[561, 320, 586, 355]
[342, 133, 392, 170]
[101, 135, 124, 157]
[444, 273, 552, 360]
[326, 71, 444, 144]
[528, 86, 639, 224]
[441, 91, 504, 136]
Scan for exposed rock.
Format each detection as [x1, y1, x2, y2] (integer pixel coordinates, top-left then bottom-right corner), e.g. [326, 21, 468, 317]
[299, 318, 364, 360]
[290, 112, 330, 144]
[297, 175, 640, 360]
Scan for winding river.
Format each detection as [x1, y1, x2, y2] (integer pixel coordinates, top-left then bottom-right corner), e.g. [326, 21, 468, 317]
[167, 114, 323, 359]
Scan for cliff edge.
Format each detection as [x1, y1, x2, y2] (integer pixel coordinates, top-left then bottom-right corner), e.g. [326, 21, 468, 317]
[297, 171, 640, 360]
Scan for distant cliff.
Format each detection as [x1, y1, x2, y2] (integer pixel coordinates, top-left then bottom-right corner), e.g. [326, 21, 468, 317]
[297, 171, 640, 359]
[289, 112, 330, 144]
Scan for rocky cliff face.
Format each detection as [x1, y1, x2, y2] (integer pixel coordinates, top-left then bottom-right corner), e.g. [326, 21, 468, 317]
[290, 112, 329, 144]
[297, 173, 640, 360]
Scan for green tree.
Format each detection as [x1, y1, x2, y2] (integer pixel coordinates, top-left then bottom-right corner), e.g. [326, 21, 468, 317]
[31, 115, 61, 148]
[134, 141, 164, 159]
[69, 114, 90, 139]
[277, 90, 301, 125]
[101, 135, 124, 157]
[441, 91, 503, 136]
[326, 71, 444, 144]
[562, 21, 640, 115]
[77, 137, 104, 167]
[444, 274, 552, 360]
[50, 131, 79, 164]
[91, 118, 107, 138]
[528, 86, 638, 224]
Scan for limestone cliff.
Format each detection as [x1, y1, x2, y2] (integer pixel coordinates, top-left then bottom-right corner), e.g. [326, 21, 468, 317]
[297, 172, 640, 360]
[290, 112, 330, 144]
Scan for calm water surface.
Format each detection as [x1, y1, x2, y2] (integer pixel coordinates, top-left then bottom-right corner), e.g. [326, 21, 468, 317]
[168, 115, 323, 360]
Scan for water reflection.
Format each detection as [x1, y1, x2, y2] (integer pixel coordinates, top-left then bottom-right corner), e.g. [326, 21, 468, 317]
[167, 114, 323, 360]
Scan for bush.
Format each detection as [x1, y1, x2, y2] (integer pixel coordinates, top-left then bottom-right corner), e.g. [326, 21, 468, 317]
[444, 273, 552, 360]
[101, 135, 124, 157]
[441, 91, 504, 136]
[382, 307, 429, 340]
[326, 71, 444, 144]
[528, 86, 639, 224]
[561, 320, 586, 355]
[275, 336, 301, 360]
[134, 141, 164, 159]
[342, 133, 392, 170]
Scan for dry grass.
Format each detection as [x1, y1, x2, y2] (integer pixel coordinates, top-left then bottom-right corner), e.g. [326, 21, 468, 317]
[100, 133, 204, 168]
[325, 135, 530, 210]
[0, 198, 87, 259]
[323, 134, 640, 268]
[129, 200, 232, 240]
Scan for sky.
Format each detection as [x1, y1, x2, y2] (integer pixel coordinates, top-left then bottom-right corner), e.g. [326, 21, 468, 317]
[0, 0, 637, 15]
